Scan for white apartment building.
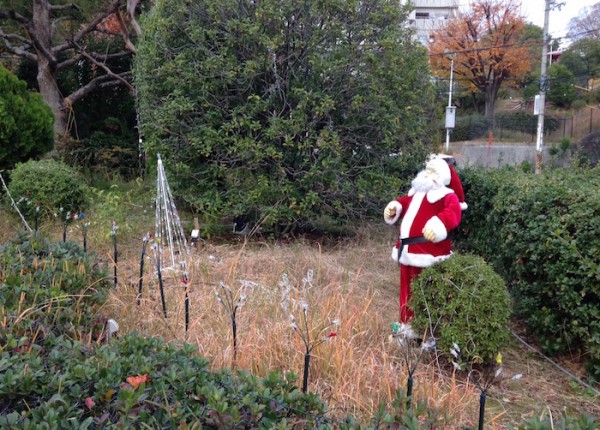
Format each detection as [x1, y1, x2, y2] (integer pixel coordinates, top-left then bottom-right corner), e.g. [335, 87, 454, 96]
[402, 0, 460, 45]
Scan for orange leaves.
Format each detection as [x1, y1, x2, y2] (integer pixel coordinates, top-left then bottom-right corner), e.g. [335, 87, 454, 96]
[98, 13, 121, 35]
[429, 0, 531, 93]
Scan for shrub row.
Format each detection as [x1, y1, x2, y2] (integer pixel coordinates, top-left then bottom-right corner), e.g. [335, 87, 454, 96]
[455, 167, 600, 380]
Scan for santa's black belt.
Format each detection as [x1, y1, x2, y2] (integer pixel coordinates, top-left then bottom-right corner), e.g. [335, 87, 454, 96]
[397, 236, 429, 262]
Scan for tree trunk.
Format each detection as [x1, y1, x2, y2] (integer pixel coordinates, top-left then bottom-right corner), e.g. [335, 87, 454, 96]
[484, 88, 496, 123]
[32, 0, 68, 136]
[37, 57, 67, 136]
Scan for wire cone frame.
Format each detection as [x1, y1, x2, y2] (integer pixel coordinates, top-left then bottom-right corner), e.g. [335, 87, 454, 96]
[154, 153, 191, 329]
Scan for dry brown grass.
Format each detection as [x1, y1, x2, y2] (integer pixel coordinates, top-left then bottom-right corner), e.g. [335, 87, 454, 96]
[96, 226, 599, 428]
[2, 204, 598, 428]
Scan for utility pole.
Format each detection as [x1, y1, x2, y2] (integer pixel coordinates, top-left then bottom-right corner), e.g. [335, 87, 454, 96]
[535, 0, 551, 174]
[535, 1, 564, 173]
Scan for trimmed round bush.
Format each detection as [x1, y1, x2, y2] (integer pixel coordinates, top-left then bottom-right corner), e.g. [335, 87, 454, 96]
[409, 253, 511, 364]
[7, 159, 87, 219]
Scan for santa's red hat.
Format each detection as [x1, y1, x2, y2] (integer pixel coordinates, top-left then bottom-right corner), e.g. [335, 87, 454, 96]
[448, 164, 467, 210]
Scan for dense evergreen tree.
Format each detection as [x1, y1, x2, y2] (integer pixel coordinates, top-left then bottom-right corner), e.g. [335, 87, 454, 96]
[135, 0, 437, 233]
[0, 65, 53, 170]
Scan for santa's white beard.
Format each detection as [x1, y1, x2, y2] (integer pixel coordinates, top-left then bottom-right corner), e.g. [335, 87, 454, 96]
[411, 170, 443, 193]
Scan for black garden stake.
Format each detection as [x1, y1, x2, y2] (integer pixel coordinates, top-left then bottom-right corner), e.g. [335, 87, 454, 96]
[450, 345, 522, 430]
[215, 281, 253, 368]
[111, 220, 118, 287]
[391, 323, 436, 406]
[137, 232, 151, 305]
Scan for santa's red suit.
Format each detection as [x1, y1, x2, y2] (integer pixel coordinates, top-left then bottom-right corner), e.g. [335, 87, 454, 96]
[384, 157, 463, 323]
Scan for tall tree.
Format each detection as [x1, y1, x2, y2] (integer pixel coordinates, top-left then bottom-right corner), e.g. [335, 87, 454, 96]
[567, 2, 600, 42]
[429, 0, 532, 120]
[546, 64, 576, 108]
[135, 0, 436, 232]
[559, 38, 600, 88]
[0, 0, 143, 136]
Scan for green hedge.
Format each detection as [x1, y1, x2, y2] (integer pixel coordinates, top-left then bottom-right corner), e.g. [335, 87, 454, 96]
[451, 114, 490, 141]
[455, 167, 600, 380]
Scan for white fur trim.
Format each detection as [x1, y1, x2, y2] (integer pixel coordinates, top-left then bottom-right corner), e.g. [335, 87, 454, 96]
[424, 216, 447, 242]
[391, 246, 399, 261]
[400, 251, 452, 267]
[384, 201, 402, 225]
[400, 192, 425, 239]
[426, 187, 453, 204]
[460, 202, 468, 211]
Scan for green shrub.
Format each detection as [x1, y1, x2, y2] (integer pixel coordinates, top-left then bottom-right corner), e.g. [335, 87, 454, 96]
[0, 65, 54, 171]
[409, 253, 511, 364]
[7, 159, 88, 219]
[451, 114, 490, 141]
[135, 0, 436, 233]
[575, 131, 600, 168]
[56, 117, 140, 179]
[495, 111, 560, 136]
[452, 167, 511, 256]
[514, 414, 597, 430]
[456, 167, 600, 380]
[488, 170, 600, 380]
[571, 99, 587, 112]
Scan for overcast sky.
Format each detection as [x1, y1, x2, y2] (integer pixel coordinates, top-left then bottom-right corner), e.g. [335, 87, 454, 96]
[519, 0, 598, 43]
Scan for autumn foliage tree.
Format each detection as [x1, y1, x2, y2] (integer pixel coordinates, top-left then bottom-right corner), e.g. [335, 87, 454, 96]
[429, 0, 532, 120]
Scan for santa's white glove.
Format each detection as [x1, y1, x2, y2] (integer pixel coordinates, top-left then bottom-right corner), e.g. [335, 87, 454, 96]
[384, 205, 396, 219]
[422, 226, 436, 242]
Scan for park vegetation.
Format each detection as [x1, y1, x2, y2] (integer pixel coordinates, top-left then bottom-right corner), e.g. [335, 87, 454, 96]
[1, 0, 600, 428]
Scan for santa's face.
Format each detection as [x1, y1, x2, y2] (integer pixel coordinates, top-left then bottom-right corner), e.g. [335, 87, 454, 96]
[411, 166, 444, 193]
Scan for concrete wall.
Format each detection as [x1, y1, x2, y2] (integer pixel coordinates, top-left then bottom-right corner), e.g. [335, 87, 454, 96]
[451, 144, 570, 169]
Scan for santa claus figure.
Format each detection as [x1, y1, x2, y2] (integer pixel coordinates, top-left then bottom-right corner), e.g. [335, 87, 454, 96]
[384, 155, 464, 336]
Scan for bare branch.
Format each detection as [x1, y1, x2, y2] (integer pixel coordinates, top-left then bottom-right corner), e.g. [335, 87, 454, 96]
[127, 0, 142, 37]
[0, 10, 30, 25]
[57, 49, 131, 70]
[0, 31, 31, 46]
[65, 71, 132, 106]
[49, 3, 82, 13]
[53, 7, 115, 53]
[75, 42, 134, 91]
[0, 29, 37, 62]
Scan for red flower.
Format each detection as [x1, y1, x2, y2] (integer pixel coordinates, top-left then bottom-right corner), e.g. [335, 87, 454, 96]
[85, 397, 95, 409]
[328, 332, 337, 338]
